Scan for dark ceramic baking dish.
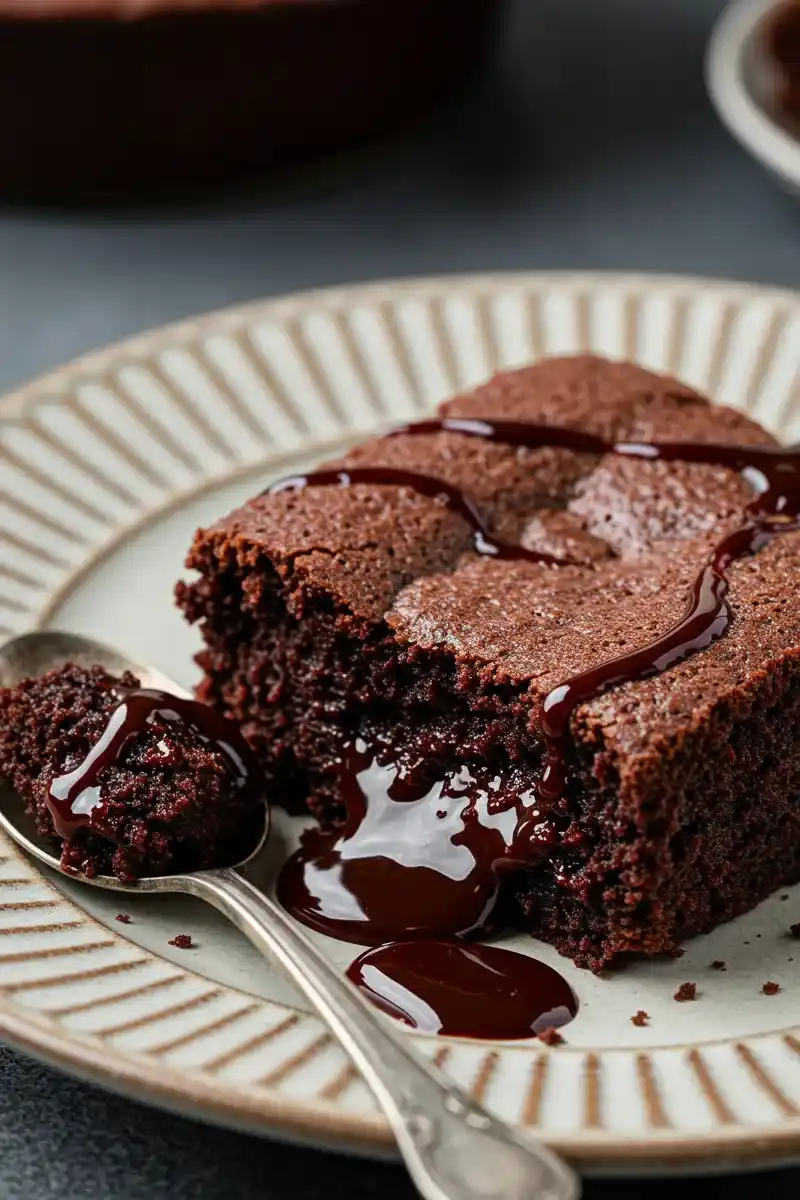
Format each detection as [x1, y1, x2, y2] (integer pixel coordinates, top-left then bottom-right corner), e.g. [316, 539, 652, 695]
[0, 0, 502, 201]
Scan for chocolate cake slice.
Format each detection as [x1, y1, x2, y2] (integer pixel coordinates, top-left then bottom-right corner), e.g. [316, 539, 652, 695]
[176, 355, 800, 970]
[0, 663, 263, 880]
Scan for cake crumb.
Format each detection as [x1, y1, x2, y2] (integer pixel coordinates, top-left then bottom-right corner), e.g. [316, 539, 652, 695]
[631, 1010, 649, 1027]
[537, 1027, 564, 1046]
[674, 981, 697, 1002]
[710, 960, 726, 971]
[169, 934, 193, 949]
[789, 923, 800, 938]
[762, 981, 781, 995]
[115, 913, 131, 924]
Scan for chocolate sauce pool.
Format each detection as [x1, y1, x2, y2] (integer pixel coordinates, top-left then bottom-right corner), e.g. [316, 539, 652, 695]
[47, 688, 260, 843]
[347, 940, 577, 1039]
[272, 418, 800, 1020]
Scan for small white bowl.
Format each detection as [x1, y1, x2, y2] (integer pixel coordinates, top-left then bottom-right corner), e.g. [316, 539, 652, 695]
[706, 0, 800, 196]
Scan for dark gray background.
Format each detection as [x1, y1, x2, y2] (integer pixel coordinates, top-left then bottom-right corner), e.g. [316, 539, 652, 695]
[1, 0, 800, 1195]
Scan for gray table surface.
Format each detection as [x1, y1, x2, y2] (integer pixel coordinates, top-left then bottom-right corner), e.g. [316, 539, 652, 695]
[2, 0, 800, 1196]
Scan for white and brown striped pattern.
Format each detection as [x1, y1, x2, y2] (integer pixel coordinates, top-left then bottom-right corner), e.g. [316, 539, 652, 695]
[2, 273, 800, 1172]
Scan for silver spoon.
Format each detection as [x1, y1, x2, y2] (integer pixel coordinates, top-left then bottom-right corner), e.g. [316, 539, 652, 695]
[0, 630, 579, 1200]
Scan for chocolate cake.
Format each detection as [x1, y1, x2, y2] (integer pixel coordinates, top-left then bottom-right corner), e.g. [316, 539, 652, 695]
[0, 663, 264, 880]
[766, 0, 800, 121]
[177, 354, 800, 971]
[0, 0, 499, 201]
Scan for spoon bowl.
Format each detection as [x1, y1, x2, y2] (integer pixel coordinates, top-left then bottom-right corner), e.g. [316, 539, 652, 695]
[0, 629, 579, 1200]
[0, 630, 179, 694]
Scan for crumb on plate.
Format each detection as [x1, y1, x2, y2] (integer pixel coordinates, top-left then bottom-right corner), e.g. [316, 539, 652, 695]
[537, 1027, 564, 1046]
[168, 933, 193, 949]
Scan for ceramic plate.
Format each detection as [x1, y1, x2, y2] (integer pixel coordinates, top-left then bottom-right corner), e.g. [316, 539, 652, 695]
[2, 272, 800, 1177]
[706, 0, 800, 197]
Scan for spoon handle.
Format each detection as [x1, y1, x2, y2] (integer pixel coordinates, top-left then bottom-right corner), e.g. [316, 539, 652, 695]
[187, 867, 579, 1200]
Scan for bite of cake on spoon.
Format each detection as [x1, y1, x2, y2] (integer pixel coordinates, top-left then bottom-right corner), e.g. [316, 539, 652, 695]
[0, 662, 264, 881]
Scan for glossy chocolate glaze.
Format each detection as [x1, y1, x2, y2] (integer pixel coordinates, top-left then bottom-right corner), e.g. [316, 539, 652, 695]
[276, 734, 553, 945]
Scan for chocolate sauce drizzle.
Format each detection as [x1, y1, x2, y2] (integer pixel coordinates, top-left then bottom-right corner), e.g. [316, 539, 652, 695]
[47, 688, 260, 843]
[273, 416, 800, 958]
[268, 466, 564, 565]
